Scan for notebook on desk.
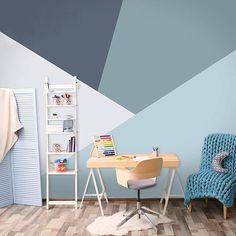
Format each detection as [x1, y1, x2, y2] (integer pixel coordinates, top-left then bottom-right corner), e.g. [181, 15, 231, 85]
[133, 156, 150, 161]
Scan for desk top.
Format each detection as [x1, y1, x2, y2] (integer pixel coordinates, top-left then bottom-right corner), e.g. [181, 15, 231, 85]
[87, 153, 180, 169]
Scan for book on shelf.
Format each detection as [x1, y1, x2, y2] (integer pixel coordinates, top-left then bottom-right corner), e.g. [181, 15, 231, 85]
[66, 136, 76, 152]
[71, 136, 75, 152]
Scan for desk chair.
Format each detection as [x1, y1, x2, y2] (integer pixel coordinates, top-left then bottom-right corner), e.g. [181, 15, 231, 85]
[115, 158, 163, 231]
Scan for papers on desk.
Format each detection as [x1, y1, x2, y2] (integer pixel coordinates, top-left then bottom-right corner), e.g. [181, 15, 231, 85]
[133, 156, 150, 162]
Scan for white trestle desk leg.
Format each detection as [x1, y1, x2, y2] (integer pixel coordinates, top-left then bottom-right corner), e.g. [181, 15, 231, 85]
[162, 169, 176, 216]
[97, 168, 109, 203]
[79, 169, 92, 210]
[176, 170, 184, 195]
[91, 169, 104, 216]
[160, 169, 172, 204]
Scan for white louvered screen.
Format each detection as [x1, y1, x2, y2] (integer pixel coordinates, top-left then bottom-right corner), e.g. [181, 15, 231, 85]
[0, 153, 13, 208]
[11, 89, 42, 206]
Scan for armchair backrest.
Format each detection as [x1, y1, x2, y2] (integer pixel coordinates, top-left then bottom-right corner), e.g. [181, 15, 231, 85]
[200, 133, 236, 173]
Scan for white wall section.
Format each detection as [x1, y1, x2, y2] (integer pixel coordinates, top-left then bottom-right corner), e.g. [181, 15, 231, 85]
[0, 32, 134, 177]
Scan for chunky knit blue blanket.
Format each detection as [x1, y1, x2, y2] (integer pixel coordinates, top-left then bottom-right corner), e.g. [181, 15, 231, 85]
[184, 133, 236, 207]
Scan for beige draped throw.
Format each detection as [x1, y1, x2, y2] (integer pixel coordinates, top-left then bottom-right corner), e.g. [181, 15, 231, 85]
[0, 89, 23, 163]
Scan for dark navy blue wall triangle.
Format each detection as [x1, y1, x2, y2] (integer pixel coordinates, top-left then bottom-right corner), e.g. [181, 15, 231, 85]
[0, 0, 123, 90]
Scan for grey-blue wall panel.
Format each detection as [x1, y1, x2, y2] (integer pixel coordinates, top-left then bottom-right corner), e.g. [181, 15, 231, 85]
[99, 0, 236, 113]
[0, 0, 122, 90]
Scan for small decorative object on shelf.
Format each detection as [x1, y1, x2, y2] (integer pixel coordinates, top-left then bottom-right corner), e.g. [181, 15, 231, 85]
[52, 144, 62, 152]
[152, 146, 159, 157]
[63, 119, 73, 132]
[61, 93, 72, 105]
[54, 158, 67, 172]
[52, 113, 58, 119]
[52, 95, 61, 105]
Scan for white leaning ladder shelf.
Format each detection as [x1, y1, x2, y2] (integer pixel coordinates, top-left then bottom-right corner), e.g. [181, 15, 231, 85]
[45, 77, 79, 209]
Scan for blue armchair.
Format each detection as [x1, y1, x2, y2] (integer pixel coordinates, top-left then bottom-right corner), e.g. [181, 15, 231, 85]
[184, 133, 236, 219]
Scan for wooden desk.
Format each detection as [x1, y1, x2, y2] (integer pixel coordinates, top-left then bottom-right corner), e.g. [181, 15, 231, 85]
[87, 153, 180, 169]
[80, 151, 183, 216]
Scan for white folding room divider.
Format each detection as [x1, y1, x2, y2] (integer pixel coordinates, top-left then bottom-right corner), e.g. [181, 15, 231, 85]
[0, 88, 42, 207]
[0, 153, 14, 208]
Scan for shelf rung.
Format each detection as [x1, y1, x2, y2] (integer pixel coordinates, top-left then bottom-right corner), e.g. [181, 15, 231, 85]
[47, 105, 76, 107]
[47, 152, 75, 155]
[48, 170, 76, 175]
[47, 132, 75, 135]
[49, 200, 76, 205]
[47, 90, 76, 94]
[48, 84, 75, 90]
[47, 118, 75, 121]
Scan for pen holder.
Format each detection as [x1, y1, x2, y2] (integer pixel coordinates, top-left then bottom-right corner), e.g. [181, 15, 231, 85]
[152, 150, 159, 157]
[152, 146, 159, 157]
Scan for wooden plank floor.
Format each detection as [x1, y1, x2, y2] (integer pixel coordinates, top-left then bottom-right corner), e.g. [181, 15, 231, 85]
[0, 199, 236, 236]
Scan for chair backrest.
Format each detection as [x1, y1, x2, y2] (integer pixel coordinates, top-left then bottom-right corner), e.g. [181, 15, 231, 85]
[200, 133, 236, 173]
[130, 158, 163, 180]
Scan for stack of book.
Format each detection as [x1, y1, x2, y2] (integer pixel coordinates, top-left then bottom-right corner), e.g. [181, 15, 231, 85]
[67, 136, 76, 152]
[47, 124, 63, 133]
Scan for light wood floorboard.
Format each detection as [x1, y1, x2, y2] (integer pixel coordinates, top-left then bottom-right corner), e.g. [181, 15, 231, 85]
[0, 199, 236, 236]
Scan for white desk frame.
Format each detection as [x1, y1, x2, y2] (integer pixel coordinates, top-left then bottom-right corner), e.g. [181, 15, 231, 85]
[160, 168, 184, 215]
[79, 150, 184, 216]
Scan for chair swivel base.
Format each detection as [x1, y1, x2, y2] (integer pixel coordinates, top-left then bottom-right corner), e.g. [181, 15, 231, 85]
[116, 203, 161, 232]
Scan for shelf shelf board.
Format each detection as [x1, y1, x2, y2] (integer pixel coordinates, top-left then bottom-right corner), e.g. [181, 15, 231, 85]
[47, 105, 76, 108]
[47, 90, 76, 94]
[48, 200, 77, 205]
[48, 170, 76, 175]
[47, 152, 76, 155]
[47, 118, 75, 121]
[47, 131, 75, 135]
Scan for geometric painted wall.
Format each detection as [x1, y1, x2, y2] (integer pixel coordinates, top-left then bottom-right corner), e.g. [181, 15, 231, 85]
[1, 0, 236, 113]
[55, 50, 236, 198]
[1, 0, 236, 199]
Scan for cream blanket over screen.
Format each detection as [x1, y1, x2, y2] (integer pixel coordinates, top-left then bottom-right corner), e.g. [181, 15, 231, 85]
[0, 88, 23, 163]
